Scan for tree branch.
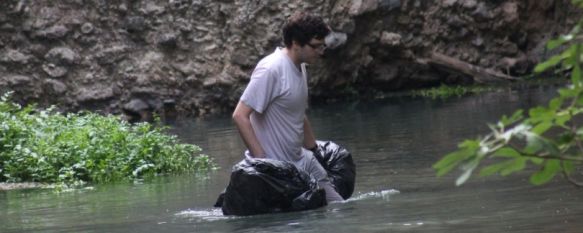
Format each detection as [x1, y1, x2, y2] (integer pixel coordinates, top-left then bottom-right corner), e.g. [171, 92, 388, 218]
[424, 52, 519, 83]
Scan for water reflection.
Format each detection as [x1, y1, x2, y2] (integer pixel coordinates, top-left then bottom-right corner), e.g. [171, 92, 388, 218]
[2, 85, 583, 233]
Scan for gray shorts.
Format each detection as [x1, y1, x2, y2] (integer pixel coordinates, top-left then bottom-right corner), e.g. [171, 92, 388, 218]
[297, 149, 343, 202]
[295, 148, 330, 183]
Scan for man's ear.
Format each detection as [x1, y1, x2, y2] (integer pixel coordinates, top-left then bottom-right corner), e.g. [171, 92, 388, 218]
[291, 40, 301, 48]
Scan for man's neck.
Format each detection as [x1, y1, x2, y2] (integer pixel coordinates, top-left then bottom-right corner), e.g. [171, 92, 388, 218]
[282, 47, 301, 68]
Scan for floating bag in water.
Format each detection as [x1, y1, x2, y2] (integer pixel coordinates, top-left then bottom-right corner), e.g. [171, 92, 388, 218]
[312, 140, 356, 200]
[217, 158, 326, 216]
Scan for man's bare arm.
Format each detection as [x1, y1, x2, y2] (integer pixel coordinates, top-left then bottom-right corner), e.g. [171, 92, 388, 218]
[303, 116, 317, 150]
[232, 101, 265, 158]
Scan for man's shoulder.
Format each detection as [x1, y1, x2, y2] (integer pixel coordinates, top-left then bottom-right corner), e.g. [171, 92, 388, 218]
[257, 49, 287, 70]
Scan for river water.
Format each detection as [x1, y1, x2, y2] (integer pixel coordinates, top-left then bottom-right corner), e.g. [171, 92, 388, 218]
[2, 85, 583, 233]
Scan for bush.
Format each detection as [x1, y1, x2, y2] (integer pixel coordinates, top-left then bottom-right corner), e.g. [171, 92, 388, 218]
[0, 93, 214, 186]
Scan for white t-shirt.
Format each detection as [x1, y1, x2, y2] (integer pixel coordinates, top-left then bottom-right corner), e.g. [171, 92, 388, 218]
[240, 47, 308, 162]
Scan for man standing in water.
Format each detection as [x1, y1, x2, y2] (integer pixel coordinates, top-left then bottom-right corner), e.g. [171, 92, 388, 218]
[232, 11, 344, 203]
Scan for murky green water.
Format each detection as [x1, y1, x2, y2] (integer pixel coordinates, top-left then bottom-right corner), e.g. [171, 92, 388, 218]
[2, 85, 583, 233]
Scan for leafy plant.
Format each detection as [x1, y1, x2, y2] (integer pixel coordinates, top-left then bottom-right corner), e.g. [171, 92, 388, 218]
[433, 0, 583, 187]
[0, 93, 216, 187]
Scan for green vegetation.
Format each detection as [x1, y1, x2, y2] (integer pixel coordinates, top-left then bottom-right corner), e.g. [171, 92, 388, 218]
[433, 0, 583, 187]
[412, 85, 496, 99]
[0, 93, 215, 187]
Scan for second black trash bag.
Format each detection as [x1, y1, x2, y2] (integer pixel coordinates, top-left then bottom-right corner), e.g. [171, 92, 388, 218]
[221, 158, 326, 216]
[312, 140, 356, 200]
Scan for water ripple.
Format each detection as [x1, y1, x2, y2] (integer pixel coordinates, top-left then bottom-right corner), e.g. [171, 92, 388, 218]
[345, 189, 400, 202]
[175, 208, 230, 222]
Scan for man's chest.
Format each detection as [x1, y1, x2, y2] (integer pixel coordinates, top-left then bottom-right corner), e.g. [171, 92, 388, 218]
[275, 74, 308, 113]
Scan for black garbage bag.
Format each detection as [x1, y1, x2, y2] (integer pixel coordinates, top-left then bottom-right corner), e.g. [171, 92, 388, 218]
[312, 140, 356, 200]
[217, 158, 326, 216]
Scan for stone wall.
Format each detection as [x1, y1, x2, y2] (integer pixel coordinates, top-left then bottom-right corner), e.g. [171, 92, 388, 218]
[0, 0, 578, 119]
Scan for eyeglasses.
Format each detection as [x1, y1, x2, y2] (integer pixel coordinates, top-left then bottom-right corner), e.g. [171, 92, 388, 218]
[307, 42, 327, 51]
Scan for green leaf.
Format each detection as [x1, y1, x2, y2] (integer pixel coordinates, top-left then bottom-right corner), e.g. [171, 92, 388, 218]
[480, 157, 528, 176]
[549, 98, 563, 110]
[561, 45, 579, 68]
[528, 106, 553, 123]
[529, 160, 561, 185]
[459, 139, 480, 150]
[547, 37, 568, 50]
[480, 162, 508, 177]
[534, 55, 564, 73]
[531, 121, 553, 135]
[433, 149, 473, 177]
[500, 110, 524, 126]
[558, 87, 579, 98]
[555, 113, 571, 127]
[493, 147, 521, 158]
[500, 158, 527, 176]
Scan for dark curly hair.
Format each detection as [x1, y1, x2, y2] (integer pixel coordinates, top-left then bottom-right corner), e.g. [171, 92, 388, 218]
[282, 12, 330, 48]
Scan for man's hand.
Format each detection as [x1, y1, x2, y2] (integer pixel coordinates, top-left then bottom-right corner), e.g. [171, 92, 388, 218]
[307, 143, 327, 169]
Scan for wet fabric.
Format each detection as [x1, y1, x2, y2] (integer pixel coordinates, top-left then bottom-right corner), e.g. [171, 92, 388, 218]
[217, 158, 326, 216]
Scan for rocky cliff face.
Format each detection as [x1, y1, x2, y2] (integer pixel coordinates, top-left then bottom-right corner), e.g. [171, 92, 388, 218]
[0, 0, 578, 119]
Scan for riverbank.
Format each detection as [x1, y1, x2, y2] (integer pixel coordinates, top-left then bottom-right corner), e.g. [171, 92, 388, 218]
[0, 0, 580, 120]
[307, 76, 569, 104]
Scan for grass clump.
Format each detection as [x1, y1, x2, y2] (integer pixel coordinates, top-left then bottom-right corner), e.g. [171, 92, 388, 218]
[412, 85, 496, 99]
[0, 93, 215, 187]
